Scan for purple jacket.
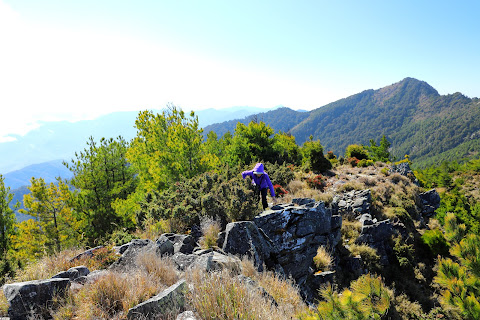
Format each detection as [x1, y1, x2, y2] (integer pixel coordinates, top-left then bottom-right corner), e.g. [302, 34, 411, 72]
[241, 163, 275, 197]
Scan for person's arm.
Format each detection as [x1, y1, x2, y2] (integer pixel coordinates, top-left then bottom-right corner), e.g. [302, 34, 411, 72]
[265, 174, 275, 198]
[241, 170, 254, 179]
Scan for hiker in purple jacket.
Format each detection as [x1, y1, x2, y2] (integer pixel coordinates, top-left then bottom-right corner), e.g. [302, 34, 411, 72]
[242, 163, 276, 210]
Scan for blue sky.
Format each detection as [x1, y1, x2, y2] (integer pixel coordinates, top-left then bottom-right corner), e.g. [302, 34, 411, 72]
[0, 0, 479, 141]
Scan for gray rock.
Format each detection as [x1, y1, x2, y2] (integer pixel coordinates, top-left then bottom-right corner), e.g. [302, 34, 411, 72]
[156, 235, 175, 256]
[193, 251, 242, 274]
[222, 221, 278, 272]
[171, 253, 198, 271]
[253, 199, 341, 302]
[127, 280, 186, 320]
[69, 245, 104, 262]
[176, 311, 198, 320]
[419, 189, 440, 216]
[52, 266, 90, 281]
[160, 233, 197, 254]
[110, 239, 154, 270]
[3, 278, 70, 320]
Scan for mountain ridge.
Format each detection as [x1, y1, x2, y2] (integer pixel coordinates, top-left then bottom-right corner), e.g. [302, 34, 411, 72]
[204, 77, 479, 167]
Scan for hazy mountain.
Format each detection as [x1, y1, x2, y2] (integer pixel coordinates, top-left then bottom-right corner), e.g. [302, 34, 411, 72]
[4, 160, 72, 189]
[0, 106, 273, 174]
[204, 78, 480, 167]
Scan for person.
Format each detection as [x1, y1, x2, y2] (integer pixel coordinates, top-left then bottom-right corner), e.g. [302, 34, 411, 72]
[242, 163, 276, 210]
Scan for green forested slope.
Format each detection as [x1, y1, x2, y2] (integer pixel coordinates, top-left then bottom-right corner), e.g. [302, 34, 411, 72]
[202, 107, 310, 138]
[204, 78, 480, 168]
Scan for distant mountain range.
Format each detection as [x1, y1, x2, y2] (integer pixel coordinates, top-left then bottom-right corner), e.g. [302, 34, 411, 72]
[204, 78, 480, 168]
[0, 106, 275, 175]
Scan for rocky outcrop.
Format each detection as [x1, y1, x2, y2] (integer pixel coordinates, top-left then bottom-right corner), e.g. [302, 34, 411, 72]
[252, 200, 342, 301]
[418, 189, 440, 217]
[389, 162, 419, 184]
[127, 280, 187, 320]
[3, 278, 71, 320]
[221, 221, 280, 272]
[355, 215, 408, 266]
[332, 189, 372, 217]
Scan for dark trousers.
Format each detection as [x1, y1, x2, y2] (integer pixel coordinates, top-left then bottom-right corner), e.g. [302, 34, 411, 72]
[258, 187, 268, 210]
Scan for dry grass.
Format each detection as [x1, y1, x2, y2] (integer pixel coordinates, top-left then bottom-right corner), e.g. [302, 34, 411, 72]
[198, 219, 221, 249]
[336, 181, 364, 192]
[135, 250, 179, 287]
[187, 264, 307, 320]
[341, 218, 362, 243]
[71, 271, 165, 319]
[12, 247, 119, 283]
[287, 179, 308, 194]
[54, 251, 178, 319]
[240, 258, 307, 316]
[313, 246, 333, 272]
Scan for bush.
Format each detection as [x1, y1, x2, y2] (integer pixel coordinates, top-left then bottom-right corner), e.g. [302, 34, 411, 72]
[300, 274, 392, 320]
[305, 174, 326, 190]
[421, 229, 450, 256]
[273, 184, 288, 197]
[348, 244, 381, 272]
[345, 144, 370, 160]
[137, 171, 259, 232]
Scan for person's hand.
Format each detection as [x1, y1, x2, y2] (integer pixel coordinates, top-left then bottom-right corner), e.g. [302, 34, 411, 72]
[272, 197, 277, 204]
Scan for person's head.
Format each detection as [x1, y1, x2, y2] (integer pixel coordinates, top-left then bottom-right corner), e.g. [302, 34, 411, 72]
[254, 172, 264, 178]
[253, 163, 265, 177]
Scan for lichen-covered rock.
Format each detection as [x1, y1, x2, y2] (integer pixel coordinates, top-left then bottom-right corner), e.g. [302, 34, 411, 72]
[52, 266, 90, 281]
[110, 239, 154, 270]
[192, 250, 242, 274]
[160, 233, 197, 254]
[3, 278, 71, 320]
[332, 189, 372, 217]
[253, 200, 341, 302]
[127, 280, 186, 320]
[222, 221, 279, 272]
[419, 189, 440, 216]
[356, 219, 408, 266]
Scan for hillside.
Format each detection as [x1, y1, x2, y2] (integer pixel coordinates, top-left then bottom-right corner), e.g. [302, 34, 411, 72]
[203, 78, 480, 167]
[203, 107, 309, 138]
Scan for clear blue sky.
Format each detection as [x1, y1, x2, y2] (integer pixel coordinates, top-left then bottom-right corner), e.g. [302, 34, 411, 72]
[0, 0, 479, 141]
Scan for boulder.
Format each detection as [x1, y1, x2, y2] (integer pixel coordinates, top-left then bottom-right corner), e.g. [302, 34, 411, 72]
[160, 233, 197, 254]
[110, 239, 154, 270]
[222, 221, 279, 272]
[155, 235, 175, 256]
[192, 250, 242, 274]
[127, 280, 186, 320]
[3, 278, 70, 320]
[69, 245, 104, 262]
[332, 189, 371, 217]
[52, 266, 90, 281]
[419, 189, 440, 216]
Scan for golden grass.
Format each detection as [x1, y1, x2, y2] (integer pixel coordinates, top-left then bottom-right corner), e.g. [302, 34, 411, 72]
[198, 219, 221, 249]
[341, 219, 362, 242]
[348, 243, 380, 271]
[187, 265, 307, 320]
[12, 246, 119, 283]
[135, 250, 179, 287]
[0, 291, 8, 317]
[240, 258, 308, 317]
[313, 246, 333, 272]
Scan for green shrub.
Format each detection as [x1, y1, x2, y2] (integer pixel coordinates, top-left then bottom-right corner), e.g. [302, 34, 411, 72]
[345, 144, 370, 160]
[137, 171, 259, 232]
[421, 229, 450, 256]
